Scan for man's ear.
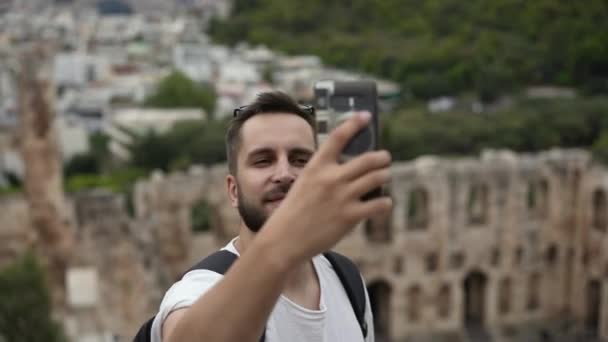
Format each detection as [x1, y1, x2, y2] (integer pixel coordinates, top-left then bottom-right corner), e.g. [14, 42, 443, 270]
[226, 174, 238, 208]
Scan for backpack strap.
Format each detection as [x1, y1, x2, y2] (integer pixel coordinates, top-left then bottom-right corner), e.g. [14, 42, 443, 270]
[186, 249, 238, 275]
[323, 251, 368, 338]
[133, 316, 154, 342]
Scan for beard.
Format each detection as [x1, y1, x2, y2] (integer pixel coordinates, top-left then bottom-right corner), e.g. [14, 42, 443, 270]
[237, 182, 291, 233]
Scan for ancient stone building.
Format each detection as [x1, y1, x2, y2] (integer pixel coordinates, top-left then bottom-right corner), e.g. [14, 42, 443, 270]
[1, 148, 608, 341]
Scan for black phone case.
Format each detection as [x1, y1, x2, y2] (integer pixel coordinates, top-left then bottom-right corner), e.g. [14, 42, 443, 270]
[314, 80, 383, 200]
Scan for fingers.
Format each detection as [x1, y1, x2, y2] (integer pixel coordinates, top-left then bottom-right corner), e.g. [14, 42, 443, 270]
[351, 196, 393, 222]
[342, 150, 391, 180]
[317, 111, 371, 162]
[348, 167, 391, 198]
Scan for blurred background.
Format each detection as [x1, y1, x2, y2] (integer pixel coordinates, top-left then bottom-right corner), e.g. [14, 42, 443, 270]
[1, 0, 608, 341]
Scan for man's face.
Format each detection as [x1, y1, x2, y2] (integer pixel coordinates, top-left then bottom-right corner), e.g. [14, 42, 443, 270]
[227, 113, 316, 232]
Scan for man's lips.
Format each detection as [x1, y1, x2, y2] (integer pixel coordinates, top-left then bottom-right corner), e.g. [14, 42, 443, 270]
[265, 193, 286, 202]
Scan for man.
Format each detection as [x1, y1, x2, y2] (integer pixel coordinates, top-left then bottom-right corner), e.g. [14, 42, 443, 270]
[150, 91, 392, 342]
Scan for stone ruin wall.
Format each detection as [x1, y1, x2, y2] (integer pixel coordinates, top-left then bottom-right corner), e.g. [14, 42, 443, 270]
[1, 149, 608, 341]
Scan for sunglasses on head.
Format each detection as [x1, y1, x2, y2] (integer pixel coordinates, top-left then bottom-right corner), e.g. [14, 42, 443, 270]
[233, 104, 315, 118]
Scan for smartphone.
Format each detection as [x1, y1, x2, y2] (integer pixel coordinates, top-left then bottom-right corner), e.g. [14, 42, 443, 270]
[313, 80, 383, 200]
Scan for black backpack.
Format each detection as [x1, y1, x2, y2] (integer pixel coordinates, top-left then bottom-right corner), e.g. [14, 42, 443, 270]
[134, 250, 368, 342]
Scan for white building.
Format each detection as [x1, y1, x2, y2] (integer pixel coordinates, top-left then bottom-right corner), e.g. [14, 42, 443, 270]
[173, 44, 214, 83]
[63, 88, 113, 132]
[217, 58, 260, 86]
[54, 53, 111, 88]
[56, 116, 91, 161]
[94, 15, 144, 44]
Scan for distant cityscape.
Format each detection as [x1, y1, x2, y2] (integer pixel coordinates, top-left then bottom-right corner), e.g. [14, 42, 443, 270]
[0, 0, 400, 186]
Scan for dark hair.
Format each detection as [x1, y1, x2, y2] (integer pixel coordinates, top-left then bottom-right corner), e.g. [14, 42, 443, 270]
[225, 91, 316, 175]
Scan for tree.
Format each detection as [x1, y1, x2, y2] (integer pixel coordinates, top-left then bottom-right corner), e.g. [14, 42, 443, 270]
[593, 132, 608, 165]
[0, 254, 68, 342]
[144, 71, 216, 115]
[125, 119, 228, 172]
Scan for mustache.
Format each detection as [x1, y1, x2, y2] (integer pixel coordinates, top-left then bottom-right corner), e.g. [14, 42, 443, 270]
[262, 183, 291, 202]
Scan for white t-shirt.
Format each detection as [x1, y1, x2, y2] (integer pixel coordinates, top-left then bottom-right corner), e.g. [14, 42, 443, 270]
[151, 238, 375, 342]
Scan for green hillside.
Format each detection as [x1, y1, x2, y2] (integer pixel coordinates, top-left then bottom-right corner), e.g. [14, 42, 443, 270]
[210, 0, 608, 100]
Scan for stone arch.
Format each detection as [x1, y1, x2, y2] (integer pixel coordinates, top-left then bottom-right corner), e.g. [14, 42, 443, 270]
[498, 277, 512, 315]
[514, 246, 524, 266]
[467, 183, 489, 225]
[191, 198, 213, 233]
[437, 283, 452, 319]
[586, 279, 602, 336]
[408, 187, 429, 230]
[545, 244, 559, 267]
[365, 212, 392, 244]
[592, 188, 607, 231]
[190, 197, 226, 239]
[527, 179, 549, 219]
[527, 272, 541, 311]
[407, 284, 422, 322]
[463, 270, 488, 327]
[367, 280, 392, 341]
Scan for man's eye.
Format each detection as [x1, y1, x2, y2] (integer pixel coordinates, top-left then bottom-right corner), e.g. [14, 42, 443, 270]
[254, 159, 270, 166]
[292, 158, 310, 166]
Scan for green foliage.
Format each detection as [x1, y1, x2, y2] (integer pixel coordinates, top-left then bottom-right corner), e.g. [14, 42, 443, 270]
[0, 253, 68, 342]
[191, 199, 213, 233]
[64, 153, 99, 177]
[144, 71, 216, 115]
[381, 96, 608, 163]
[127, 119, 228, 172]
[210, 0, 608, 99]
[64, 132, 111, 178]
[0, 172, 22, 196]
[592, 132, 608, 165]
[65, 168, 145, 194]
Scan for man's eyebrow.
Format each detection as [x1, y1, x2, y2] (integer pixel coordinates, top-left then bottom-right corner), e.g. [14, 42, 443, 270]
[246, 147, 274, 159]
[290, 147, 314, 156]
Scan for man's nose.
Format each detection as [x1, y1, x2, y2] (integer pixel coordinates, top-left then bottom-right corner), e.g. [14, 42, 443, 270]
[271, 159, 296, 184]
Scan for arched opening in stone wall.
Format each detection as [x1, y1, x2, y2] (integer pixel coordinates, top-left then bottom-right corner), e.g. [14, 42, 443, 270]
[368, 280, 392, 341]
[191, 199, 212, 233]
[408, 285, 422, 323]
[438, 283, 452, 319]
[527, 179, 549, 219]
[545, 244, 558, 267]
[527, 272, 541, 311]
[366, 187, 393, 243]
[592, 189, 607, 232]
[190, 199, 225, 239]
[365, 214, 392, 243]
[450, 251, 465, 270]
[514, 246, 524, 267]
[498, 277, 512, 315]
[426, 252, 438, 273]
[490, 247, 501, 267]
[393, 255, 404, 274]
[586, 279, 602, 336]
[464, 271, 488, 328]
[467, 184, 489, 225]
[408, 187, 429, 230]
